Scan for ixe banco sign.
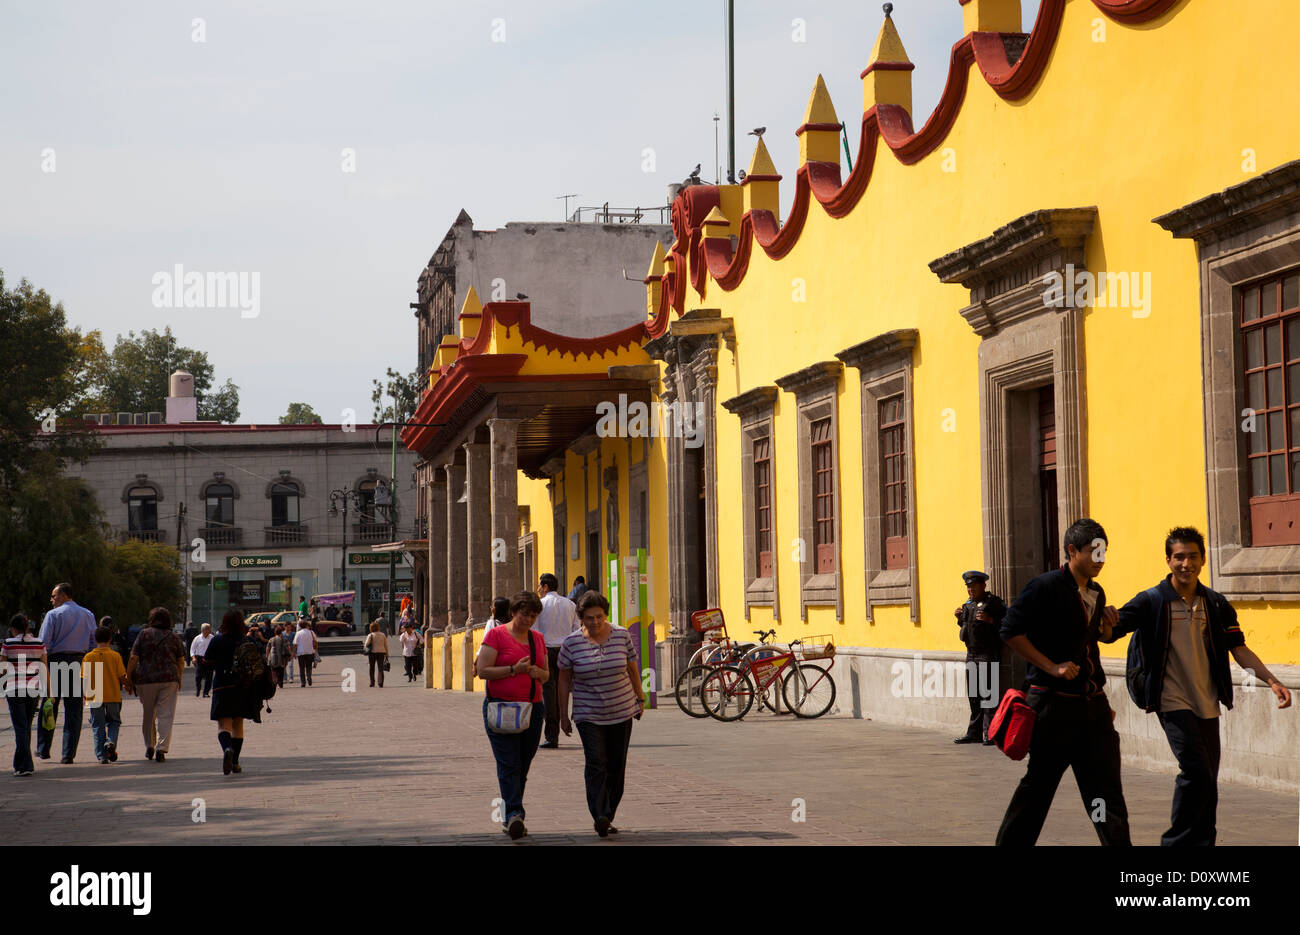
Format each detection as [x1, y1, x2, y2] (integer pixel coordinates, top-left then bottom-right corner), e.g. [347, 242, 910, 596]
[226, 555, 282, 569]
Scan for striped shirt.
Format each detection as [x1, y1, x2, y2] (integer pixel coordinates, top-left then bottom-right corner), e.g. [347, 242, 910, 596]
[558, 627, 639, 725]
[2, 636, 46, 696]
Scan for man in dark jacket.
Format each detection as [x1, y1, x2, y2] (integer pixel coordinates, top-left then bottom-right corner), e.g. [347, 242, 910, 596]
[953, 570, 1007, 744]
[1110, 526, 1291, 846]
[995, 518, 1130, 846]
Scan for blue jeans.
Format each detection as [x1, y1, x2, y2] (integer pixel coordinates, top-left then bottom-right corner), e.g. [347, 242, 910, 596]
[7, 696, 37, 773]
[89, 702, 122, 761]
[36, 652, 86, 761]
[483, 697, 544, 823]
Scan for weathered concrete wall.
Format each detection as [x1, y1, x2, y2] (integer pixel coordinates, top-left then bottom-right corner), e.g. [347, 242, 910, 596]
[455, 222, 671, 337]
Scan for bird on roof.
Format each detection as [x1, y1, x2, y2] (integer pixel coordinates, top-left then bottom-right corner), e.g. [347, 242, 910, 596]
[749, 127, 766, 138]
[515, 292, 528, 300]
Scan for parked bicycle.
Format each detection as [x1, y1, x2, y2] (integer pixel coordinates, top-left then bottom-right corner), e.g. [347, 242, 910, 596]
[699, 635, 836, 721]
[675, 610, 780, 717]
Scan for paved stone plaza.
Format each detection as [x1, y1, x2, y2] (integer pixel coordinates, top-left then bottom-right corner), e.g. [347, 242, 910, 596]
[0, 655, 1293, 846]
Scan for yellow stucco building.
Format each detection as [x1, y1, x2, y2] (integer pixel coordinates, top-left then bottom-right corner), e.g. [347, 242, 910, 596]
[410, 0, 1299, 789]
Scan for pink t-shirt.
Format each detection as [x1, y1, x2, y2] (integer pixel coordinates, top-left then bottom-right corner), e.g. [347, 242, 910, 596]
[482, 627, 545, 702]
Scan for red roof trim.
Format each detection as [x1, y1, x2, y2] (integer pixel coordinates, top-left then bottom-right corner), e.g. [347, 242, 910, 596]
[859, 61, 916, 78]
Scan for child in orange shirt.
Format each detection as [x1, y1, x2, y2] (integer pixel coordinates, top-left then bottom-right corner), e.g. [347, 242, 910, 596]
[83, 624, 128, 764]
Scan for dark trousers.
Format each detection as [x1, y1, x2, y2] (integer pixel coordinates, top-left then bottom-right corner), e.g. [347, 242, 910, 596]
[542, 647, 562, 744]
[7, 696, 37, 773]
[403, 655, 417, 680]
[36, 652, 86, 760]
[576, 719, 634, 823]
[1157, 709, 1221, 847]
[299, 655, 314, 686]
[483, 698, 544, 823]
[996, 692, 1131, 845]
[271, 666, 285, 688]
[195, 661, 214, 696]
[368, 653, 385, 687]
[961, 652, 998, 740]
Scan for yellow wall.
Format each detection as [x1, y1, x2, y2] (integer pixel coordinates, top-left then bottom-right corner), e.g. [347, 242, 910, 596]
[684, 0, 1300, 662]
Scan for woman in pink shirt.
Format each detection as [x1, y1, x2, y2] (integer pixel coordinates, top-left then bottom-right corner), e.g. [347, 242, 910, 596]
[474, 591, 548, 841]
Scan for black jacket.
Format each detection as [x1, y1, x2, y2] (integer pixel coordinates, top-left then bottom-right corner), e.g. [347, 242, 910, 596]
[958, 594, 1007, 656]
[1109, 575, 1245, 713]
[1000, 566, 1108, 696]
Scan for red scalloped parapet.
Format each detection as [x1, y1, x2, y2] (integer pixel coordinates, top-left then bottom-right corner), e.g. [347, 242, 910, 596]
[650, 0, 1184, 306]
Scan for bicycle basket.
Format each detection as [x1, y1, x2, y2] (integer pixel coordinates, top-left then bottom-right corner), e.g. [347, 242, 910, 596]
[797, 636, 836, 660]
[691, 608, 727, 636]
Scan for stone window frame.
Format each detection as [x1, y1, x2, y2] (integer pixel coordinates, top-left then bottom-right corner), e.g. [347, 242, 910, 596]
[929, 208, 1095, 603]
[720, 385, 780, 620]
[1154, 160, 1300, 599]
[836, 330, 920, 622]
[775, 361, 844, 621]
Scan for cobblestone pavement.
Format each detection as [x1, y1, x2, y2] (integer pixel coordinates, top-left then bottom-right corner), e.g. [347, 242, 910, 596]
[0, 655, 1293, 846]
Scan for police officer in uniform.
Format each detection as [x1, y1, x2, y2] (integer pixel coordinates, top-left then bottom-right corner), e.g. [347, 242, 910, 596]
[953, 570, 1007, 745]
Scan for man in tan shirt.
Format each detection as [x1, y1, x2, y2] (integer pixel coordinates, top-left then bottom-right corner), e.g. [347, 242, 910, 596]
[1112, 527, 1291, 845]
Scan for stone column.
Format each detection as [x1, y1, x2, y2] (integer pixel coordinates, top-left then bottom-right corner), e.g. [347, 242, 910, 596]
[488, 417, 521, 602]
[444, 460, 467, 631]
[464, 436, 492, 626]
[691, 349, 721, 609]
[427, 470, 448, 631]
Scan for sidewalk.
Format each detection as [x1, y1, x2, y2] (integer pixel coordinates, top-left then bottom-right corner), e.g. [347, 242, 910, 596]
[0, 654, 1293, 845]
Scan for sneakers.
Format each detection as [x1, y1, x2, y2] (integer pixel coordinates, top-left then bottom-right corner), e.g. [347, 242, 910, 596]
[155, 752, 166, 763]
[106, 743, 117, 762]
[539, 741, 558, 749]
[506, 816, 527, 840]
[98, 757, 109, 764]
[14, 769, 33, 777]
[222, 749, 234, 775]
[594, 817, 611, 838]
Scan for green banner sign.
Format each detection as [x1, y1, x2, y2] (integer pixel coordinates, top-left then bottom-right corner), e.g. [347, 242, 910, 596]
[226, 555, 282, 569]
[349, 553, 397, 565]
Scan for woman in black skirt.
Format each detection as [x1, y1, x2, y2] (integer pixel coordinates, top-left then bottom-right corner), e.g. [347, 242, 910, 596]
[208, 609, 262, 775]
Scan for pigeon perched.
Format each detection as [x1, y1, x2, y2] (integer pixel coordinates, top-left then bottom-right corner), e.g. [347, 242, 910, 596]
[749, 127, 766, 138]
[515, 292, 528, 300]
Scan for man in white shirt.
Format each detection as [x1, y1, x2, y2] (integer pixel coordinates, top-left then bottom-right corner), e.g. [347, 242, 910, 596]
[190, 623, 215, 697]
[535, 573, 579, 748]
[293, 622, 318, 687]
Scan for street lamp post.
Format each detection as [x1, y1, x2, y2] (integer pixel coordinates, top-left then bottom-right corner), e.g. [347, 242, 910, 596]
[328, 488, 363, 595]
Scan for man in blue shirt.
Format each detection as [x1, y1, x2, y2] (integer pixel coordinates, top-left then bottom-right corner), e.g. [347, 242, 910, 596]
[36, 582, 97, 762]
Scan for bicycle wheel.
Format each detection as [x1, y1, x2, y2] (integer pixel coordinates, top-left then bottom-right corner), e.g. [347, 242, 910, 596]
[781, 663, 836, 718]
[701, 665, 755, 722]
[674, 664, 715, 718]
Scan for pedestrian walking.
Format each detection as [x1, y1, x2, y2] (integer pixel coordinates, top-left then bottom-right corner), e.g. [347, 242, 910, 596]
[953, 570, 1007, 744]
[266, 625, 292, 688]
[483, 597, 510, 635]
[190, 623, 215, 697]
[208, 610, 262, 775]
[1110, 526, 1292, 846]
[293, 620, 318, 686]
[398, 621, 423, 682]
[995, 518, 1130, 846]
[534, 573, 579, 749]
[557, 590, 644, 837]
[3, 614, 46, 776]
[475, 591, 548, 841]
[126, 607, 186, 763]
[285, 621, 299, 682]
[35, 582, 97, 763]
[363, 622, 389, 687]
[83, 625, 127, 764]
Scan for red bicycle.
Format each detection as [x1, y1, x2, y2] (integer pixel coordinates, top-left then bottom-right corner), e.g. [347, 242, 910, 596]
[699, 636, 836, 721]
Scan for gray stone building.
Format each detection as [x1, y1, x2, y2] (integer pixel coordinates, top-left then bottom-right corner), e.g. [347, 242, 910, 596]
[66, 385, 419, 629]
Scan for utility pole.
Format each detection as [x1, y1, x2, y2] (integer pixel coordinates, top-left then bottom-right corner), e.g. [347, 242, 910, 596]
[713, 113, 721, 184]
[387, 385, 398, 634]
[177, 502, 188, 630]
[725, 0, 736, 183]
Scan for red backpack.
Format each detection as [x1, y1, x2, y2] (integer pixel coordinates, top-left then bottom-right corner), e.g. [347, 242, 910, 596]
[988, 689, 1036, 760]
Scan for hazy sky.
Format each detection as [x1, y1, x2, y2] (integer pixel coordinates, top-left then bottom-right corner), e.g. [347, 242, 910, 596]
[2, 0, 1040, 424]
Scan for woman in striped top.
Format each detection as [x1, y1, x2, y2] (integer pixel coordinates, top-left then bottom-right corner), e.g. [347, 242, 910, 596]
[557, 591, 645, 838]
[3, 614, 47, 776]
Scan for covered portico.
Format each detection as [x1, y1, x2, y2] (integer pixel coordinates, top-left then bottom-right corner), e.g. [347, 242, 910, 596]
[402, 292, 654, 631]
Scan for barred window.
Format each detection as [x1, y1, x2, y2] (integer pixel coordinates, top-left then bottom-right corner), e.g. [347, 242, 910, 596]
[754, 437, 772, 577]
[812, 418, 835, 573]
[879, 396, 909, 569]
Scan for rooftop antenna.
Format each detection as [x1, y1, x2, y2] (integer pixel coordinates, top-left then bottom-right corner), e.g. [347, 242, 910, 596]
[556, 193, 579, 221]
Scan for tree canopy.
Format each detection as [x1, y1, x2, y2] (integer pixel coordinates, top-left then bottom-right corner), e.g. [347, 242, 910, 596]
[370, 366, 422, 424]
[280, 402, 323, 425]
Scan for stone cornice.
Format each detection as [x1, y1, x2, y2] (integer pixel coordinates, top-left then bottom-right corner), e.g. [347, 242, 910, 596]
[928, 207, 1097, 289]
[835, 329, 919, 371]
[775, 360, 843, 397]
[720, 385, 779, 417]
[1154, 160, 1300, 245]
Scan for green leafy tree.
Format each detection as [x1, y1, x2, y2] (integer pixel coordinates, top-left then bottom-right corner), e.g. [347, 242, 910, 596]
[370, 366, 422, 424]
[70, 327, 241, 423]
[279, 402, 323, 425]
